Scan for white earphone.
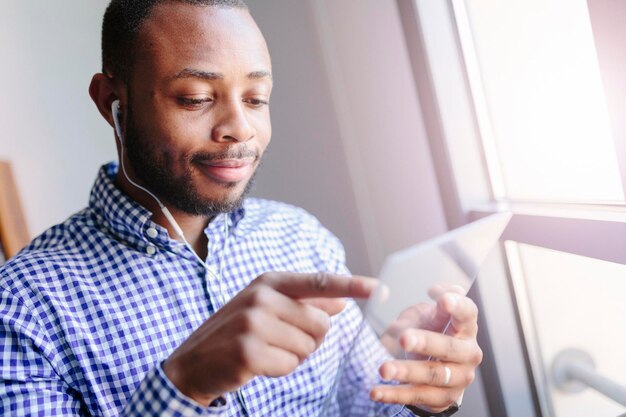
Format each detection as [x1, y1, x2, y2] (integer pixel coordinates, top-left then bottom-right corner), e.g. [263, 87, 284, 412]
[111, 99, 123, 143]
[110, 99, 186, 241]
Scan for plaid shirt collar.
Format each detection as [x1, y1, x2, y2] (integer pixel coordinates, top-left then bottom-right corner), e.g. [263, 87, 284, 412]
[88, 162, 247, 261]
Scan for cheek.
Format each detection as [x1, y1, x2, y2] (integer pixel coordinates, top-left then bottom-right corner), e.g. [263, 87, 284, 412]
[255, 113, 272, 150]
[140, 128, 198, 175]
[155, 116, 207, 158]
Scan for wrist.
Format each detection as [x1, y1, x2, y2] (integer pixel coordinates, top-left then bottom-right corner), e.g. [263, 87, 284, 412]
[162, 358, 219, 407]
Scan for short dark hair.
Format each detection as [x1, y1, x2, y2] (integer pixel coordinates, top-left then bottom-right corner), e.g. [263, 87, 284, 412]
[101, 0, 248, 81]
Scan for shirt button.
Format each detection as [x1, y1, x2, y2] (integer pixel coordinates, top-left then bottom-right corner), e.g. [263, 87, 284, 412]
[146, 227, 158, 238]
[146, 245, 157, 256]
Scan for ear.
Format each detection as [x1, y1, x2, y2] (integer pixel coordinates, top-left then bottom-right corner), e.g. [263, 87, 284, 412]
[89, 73, 126, 129]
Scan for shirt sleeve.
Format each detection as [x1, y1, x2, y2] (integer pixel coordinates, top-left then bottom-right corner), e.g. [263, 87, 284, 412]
[0, 285, 87, 416]
[0, 285, 230, 417]
[121, 364, 230, 416]
[307, 215, 352, 277]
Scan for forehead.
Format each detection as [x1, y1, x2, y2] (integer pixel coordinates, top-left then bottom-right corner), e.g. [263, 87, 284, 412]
[134, 3, 271, 79]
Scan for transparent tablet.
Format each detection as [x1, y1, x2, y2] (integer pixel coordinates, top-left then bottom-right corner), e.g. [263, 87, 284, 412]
[319, 212, 511, 416]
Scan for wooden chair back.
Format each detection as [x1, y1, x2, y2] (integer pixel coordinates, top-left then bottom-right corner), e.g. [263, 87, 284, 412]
[0, 161, 30, 261]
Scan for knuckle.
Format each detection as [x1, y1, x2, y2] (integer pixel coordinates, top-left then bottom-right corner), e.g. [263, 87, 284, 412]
[445, 337, 458, 360]
[249, 286, 272, 308]
[382, 361, 399, 380]
[304, 334, 317, 355]
[254, 272, 270, 285]
[404, 330, 425, 352]
[382, 389, 398, 404]
[296, 335, 316, 361]
[444, 389, 459, 406]
[397, 363, 410, 381]
[280, 353, 300, 374]
[235, 336, 255, 369]
[309, 306, 331, 336]
[461, 301, 479, 323]
[457, 298, 478, 320]
[312, 272, 330, 292]
[410, 391, 426, 406]
[471, 344, 484, 365]
[240, 309, 261, 333]
[470, 300, 479, 318]
[346, 277, 361, 297]
[255, 272, 277, 287]
[464, 369, 476, 386]
[428, 365, 439, 385]
[416, 334, 427, 353]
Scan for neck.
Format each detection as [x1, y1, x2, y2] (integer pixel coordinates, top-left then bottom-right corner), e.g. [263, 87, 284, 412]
[114, 171, 212, 259]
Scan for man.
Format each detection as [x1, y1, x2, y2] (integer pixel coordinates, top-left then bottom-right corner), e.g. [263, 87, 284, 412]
[0, 1, 482, 415]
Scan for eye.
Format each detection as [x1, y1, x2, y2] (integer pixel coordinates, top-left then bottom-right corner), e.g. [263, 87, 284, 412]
[177, 97, 213, 109]
[244, 97, 269, 108]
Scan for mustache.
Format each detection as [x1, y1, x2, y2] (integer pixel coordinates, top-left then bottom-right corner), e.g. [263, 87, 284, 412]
[190, 146, 260, 163]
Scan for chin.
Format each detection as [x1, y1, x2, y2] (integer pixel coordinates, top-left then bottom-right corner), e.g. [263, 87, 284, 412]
[204, 181, 250, 204]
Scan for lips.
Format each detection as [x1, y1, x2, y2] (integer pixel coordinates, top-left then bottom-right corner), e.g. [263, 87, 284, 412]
[197, 158, 255, 183]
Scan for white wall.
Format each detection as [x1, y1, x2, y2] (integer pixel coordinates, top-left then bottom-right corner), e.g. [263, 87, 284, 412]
[248, 0, 449, 275]
[0, 1, 115, 238]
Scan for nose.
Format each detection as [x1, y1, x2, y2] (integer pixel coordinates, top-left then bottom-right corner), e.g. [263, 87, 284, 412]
[211, 98, 256, 143]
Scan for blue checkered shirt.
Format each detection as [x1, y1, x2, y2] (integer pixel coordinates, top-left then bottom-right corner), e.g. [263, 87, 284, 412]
[0, 163, 411, 416]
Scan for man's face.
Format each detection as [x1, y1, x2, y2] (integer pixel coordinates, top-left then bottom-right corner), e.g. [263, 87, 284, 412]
[122, 3, 272, 216]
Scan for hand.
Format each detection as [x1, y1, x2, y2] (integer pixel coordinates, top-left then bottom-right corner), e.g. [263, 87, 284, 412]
[163, 271, 377, 406]
[371, 291, 483, 412]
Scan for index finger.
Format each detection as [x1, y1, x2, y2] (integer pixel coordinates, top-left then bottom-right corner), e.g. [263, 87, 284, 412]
[260, 272, 378, 300]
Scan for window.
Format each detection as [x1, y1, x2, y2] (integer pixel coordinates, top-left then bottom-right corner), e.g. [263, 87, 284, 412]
[399, 0, 626, 416]
[461, 0, 623, 203]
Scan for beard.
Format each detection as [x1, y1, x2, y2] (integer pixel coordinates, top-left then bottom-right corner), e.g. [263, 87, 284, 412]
[123, 104, 260, 216]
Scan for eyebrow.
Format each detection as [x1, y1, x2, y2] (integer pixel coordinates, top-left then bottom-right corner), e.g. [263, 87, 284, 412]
[248, 70, 272, 80]
[170, 68, 272, 81]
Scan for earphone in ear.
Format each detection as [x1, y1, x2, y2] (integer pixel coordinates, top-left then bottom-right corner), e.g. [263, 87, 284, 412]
[111, 99, 123, 144]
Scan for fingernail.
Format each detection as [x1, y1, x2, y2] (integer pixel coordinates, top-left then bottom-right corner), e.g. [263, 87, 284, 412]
[447, 294, 461, 308]
[382, 364, 397, 380]
[404, 334, 418, 350]
[451, 285, 465, 294]
[373, 284, 390, 303]
[361, 278, 378, 292]
[371, 390, 383, 401]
